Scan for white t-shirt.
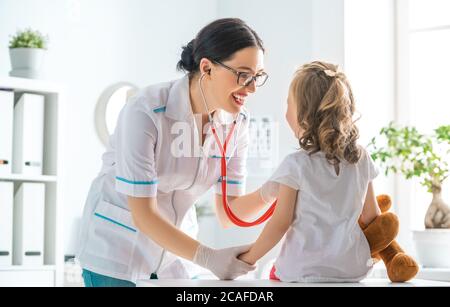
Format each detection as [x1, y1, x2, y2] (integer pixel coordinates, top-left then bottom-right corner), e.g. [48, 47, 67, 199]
[262, 147, 379, 282]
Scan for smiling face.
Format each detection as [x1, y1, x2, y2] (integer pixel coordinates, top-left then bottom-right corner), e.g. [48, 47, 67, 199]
[201, 47, 265, 114]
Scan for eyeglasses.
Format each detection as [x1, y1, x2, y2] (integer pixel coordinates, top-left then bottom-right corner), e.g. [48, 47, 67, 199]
[212, 60, 268, 87]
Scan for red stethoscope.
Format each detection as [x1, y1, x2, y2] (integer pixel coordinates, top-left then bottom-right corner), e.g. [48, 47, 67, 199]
[199, 72, 277, 227]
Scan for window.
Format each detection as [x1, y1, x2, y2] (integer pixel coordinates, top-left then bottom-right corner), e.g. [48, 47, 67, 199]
[399, 0, 450, 229]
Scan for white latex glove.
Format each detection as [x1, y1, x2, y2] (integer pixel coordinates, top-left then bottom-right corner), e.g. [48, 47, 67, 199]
[193, 244, 256, 280]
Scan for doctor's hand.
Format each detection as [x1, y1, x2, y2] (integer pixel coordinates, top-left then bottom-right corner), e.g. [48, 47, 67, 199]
[193, 244, 256, 280]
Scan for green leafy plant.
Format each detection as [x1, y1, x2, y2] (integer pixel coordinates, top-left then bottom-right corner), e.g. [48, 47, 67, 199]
[368, 122, 450, 228]
[436, 125, 450, 144]
[9, 28, 48, 49]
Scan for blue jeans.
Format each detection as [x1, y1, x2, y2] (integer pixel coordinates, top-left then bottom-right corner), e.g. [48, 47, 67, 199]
[82, 269, 136, 287]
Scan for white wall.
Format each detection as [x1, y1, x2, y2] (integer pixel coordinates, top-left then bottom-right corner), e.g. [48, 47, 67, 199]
[312, 0, 345, 65]
[217, 0, 314, 160]
[0, 0, 217, 255]
[344, 0, 395, 147]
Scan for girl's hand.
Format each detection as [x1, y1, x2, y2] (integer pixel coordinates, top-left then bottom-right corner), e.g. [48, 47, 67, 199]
[238, 251, 256, 265]
[193, 244, 256, 280]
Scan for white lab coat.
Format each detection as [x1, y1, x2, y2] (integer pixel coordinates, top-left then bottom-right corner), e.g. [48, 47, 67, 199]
[262, 148, 379, 282]
[76, 75, 249, 283]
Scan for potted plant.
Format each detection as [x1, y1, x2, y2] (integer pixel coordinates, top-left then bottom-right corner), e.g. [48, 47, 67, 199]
[369, 122, 450, 267]
[8, 28, 49, 79]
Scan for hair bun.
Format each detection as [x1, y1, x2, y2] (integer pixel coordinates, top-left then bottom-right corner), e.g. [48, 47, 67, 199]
[175, 18, 264, 75]
[177, 39, 196, 73]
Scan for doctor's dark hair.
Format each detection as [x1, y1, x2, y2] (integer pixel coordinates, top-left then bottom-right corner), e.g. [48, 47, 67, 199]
[177, 18, 264, 75]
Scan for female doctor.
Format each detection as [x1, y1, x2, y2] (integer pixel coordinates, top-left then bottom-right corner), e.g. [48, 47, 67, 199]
[76, 18, 272, 287]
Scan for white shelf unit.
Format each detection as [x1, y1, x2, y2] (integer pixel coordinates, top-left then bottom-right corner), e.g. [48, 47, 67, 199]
[0, 77, 65, 287]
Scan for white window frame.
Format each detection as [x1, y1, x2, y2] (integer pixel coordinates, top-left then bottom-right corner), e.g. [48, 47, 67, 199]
[394, 0, 450, 247]
[392, 0, 415, 251]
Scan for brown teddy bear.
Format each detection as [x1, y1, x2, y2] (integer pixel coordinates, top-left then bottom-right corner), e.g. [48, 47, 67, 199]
[360, 194, 419, 282]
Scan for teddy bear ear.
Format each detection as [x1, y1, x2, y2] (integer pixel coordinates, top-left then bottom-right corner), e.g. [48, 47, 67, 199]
[376, 194, 392, 213]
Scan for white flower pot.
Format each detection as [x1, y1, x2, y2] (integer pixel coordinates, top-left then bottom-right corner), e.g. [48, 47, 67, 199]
[413, 229, 450, 268]
[9, 48, 45, 79]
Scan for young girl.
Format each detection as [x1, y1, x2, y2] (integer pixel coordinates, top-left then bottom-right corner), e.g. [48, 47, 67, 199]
[239, 61, 381, 282]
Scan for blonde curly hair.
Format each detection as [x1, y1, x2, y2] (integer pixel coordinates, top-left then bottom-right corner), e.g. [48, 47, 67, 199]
[289, 61, 361, 165]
